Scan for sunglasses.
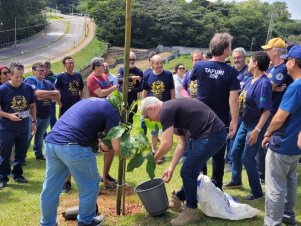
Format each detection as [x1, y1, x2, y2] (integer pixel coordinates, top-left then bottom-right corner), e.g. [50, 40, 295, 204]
[178, 67, 185, 70]
[65, 62, 75, 65]
[1, 71, 10, 75]
[130, 59, 136, 61]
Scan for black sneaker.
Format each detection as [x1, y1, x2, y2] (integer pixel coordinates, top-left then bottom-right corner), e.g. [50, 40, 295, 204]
[13, 175, 28, 183]
[100, 174, 117, 184]
[36, 155, 46, 160]
[78, 215, 105, 226]
[282, 217, 297, 226]
[223, 181, 242, 189]
[0, 181, 7, 189]
[61, 181, 71, 193]
[244, 193, 263, 200]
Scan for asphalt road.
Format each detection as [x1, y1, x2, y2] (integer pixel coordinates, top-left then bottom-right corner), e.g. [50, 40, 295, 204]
[0, 14, 87, 68]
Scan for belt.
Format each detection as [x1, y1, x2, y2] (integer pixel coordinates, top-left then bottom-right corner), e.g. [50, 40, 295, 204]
[67, 142, 90, 147]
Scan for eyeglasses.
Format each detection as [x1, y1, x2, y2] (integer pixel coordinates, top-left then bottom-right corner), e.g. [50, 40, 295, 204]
[1, 71, 10, 75]
[178, 67, 185, 70]
[129, 59, 136, 61]
[35, 69, 46, 72]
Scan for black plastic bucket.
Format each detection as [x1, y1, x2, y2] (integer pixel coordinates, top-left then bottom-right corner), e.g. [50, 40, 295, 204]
[134, 178, 169, 216]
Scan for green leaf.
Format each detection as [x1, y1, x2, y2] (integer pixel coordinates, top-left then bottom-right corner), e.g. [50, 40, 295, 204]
[146, 153, 156, 179]
[120, 132, 134, 158]
[144, 119, 156, 130]
[126, 151, 144, 172]
[108, 90, 123, 112]
[106, 126, 126, 140]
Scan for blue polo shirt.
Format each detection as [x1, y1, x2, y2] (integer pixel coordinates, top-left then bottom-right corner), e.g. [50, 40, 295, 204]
[0, 82, 35, 133]
[190, 61, 240, 125]
[118, 67, 143, 105]
[269, 79, 301, 155]
[24, 77, 55, 119]
[143, 69, 175, 102]
[182, 71, 198, 98]
[267, 63, 293, 116]
[239, 75, 272, 123]
[45, 98, 121, 147]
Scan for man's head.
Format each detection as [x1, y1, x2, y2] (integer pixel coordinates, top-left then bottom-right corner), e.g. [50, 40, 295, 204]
[203, 51, 212, 61]
[91, 57, 105, 75]
[62, 56, 74, 73]
[261, 37, 287, 63]
[280, 45, 301, 79]
[141, 97, 162, 122]
[209, 33, 233, 58]
[104, 63, 109, 74]
[43, 61, 51, 75]
[9, 62, 24, 87]
[0, 65, 11, 83]
[32, 62, 46, 81]
[191, 50, 203, 65]
[232, 47, 247, 70]
[129, 51, 137, 69]
[151, 55, 163, 74]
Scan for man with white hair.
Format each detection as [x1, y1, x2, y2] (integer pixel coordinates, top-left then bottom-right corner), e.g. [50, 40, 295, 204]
[142, 55, 175, 161]
[117, 51, 143, 123]
[141, 97, 226, 225]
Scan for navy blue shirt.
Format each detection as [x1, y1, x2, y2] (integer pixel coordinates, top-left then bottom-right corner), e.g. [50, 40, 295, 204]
[55, 72, 85, 109]
[143, 70, 175, 102]
[190, 61, 240, 125]
[182, 71, 198, 98]
[269, 79, 301, 155]
[25, 77, 55, 119]
[237, 65, 252, 89]
[45, 98, 121, 147]
[118, 67, 143, 105]
[0, 82, 35, 133]
[239, 75, 272, 123]
[267, 63, 293, 116]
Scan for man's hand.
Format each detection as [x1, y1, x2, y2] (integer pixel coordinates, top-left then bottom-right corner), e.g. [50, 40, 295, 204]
[262, 136, 270, 148]
[273, 83, 287, 92]
[9, 113, 22, 121]
[31, 123, 37, 136]
[162, 167, 173, 183]
[227, 120, 238, 139]
[247, 129, 259, 145]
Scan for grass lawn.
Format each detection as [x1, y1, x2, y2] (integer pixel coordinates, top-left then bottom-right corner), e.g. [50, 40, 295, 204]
[0, 123, 300, 226]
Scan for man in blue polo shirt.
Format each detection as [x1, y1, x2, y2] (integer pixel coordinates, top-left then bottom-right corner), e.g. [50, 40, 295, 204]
[190, 33, 240, 189]
[25, 62, 61, 160]
[262, 45, 301, 226]
[0, 62, 37, 189]
[40, 98, 121, 226]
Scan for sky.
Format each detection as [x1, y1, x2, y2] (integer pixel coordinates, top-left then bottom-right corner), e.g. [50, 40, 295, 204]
[186, 0, 301, 20]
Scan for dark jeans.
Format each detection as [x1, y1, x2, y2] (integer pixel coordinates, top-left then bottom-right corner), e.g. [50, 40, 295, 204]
[0, 130, 29, 181]
[176, 128, 227, 208]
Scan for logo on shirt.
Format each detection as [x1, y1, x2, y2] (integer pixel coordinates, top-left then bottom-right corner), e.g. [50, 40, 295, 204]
[267, 73, 273, 79]
[189, 80, 198, 98]
[11, 95, 27, 112]
[68, 81, 80, 96]
[239, 90, 247, 116]
[275, 73, 284, 81]
[151, 81, 165, 100]
[129, 73, 137, 90]
[205, 68, 225, 79]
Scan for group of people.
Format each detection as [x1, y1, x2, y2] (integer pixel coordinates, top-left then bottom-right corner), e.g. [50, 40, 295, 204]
[0, 32, 300, 226]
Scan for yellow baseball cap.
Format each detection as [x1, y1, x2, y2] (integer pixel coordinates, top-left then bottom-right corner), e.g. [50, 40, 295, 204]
[261, 37, 287, 49]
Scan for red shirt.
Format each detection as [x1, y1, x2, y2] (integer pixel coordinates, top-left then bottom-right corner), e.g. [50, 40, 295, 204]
[86, 72, 112, 97]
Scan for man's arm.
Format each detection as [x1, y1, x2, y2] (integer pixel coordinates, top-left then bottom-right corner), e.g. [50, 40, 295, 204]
[111, 138, 120, 155]
[298, 131, 301, 149]
[265, 109, 290, 137]
[228, 90, 239, 138]
[154, 126, 174, 161]
[80, 89, 85, 99]
[170, 88, 175, 99]
[35, 90, 61, 100]
[142, 90, 148, 99]
[30, 103, 37, 136]
[93, 85, 117, 98]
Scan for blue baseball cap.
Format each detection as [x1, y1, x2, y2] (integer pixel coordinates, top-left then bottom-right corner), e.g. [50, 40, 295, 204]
[281, 45, 301, 59]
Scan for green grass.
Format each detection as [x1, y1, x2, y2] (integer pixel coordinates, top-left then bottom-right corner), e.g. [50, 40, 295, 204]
[1, 119, 300, 226]
[47, 15, 65, 20]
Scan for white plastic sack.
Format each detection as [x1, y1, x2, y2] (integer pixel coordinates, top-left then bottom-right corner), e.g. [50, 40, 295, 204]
[197, 174, 259, 220]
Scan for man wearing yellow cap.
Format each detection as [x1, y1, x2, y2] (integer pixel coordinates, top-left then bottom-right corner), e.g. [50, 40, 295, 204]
[257, 38, 294, 183]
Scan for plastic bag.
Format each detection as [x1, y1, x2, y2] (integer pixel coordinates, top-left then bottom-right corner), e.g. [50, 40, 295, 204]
[197, 174, 259, 220]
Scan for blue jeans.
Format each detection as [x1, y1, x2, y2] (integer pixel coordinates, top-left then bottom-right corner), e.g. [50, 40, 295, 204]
[40, 142, 101, 226]
[49, 102, 57, 128]
[179, 128, 227, 208]
[230, 121, 267, 197]
[0, 130, 29, 181]
[28, 117, 50, 158]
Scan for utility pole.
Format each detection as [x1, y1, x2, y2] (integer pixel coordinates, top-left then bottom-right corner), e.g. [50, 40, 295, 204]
[250, 37, 255, 51]
[266, 13, 277, 44]
[14, 17, 17, 47]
